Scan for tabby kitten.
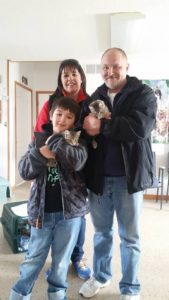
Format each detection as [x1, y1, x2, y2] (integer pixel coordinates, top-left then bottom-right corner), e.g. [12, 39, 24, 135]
[63, 130, 81, 146]
[46, 130, 81, 167]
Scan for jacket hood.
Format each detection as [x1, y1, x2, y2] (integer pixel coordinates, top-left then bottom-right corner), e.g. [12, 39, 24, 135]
[92, 75, 143, 98]
[34, 123, 53, 148]
[41, 122, 53, 135]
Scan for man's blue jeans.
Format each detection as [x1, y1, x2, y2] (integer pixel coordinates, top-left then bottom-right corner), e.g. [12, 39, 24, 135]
[9, 212, 82, 300]
[89, 176, 143, 296]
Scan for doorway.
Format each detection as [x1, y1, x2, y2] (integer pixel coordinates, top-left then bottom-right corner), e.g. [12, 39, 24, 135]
[15, 81, 33, 185]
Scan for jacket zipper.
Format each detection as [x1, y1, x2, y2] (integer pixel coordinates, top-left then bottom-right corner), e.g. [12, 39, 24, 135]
[35, 169, 47, 229]
[58, 165, 65, 219]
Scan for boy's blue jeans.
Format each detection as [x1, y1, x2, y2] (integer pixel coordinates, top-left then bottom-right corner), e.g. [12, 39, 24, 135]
[89, 176, 143, 296]
[9, 212, 82, 300]
[71, 216, 85, 262]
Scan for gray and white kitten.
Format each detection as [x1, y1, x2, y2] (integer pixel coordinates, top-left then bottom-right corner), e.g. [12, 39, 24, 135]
[89, 100, 111, 119]
[89, 100, 111, 149]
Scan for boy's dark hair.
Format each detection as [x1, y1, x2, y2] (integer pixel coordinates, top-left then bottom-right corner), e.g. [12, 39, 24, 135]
[50, 96, 80, 123]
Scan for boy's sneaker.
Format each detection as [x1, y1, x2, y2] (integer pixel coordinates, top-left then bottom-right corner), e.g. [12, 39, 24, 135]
[120, 295, 140, 300]
[79, 276, 111, 298]
[73, 259, 91, 280]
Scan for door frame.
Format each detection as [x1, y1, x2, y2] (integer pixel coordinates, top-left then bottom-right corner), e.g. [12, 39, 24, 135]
[14, 81, 33, 186]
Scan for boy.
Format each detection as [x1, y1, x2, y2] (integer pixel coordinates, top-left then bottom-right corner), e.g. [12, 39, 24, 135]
[9, 97, 89, 300]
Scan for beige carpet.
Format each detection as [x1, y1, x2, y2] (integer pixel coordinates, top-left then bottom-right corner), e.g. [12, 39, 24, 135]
[0, 183, 169, 300]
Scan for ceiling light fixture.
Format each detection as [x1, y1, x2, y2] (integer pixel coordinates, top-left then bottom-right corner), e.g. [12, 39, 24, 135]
[110, 12, 146, 54]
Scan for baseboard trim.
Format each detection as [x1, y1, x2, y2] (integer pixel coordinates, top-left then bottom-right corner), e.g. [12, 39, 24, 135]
[144, 194, 169, 201]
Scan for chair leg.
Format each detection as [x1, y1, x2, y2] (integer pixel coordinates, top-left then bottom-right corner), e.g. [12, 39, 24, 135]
[166, 170, 169, 203]
[156, 168, 161, 203]
[6, 186, 10, 198]
[157, 167, 165, 210]
[160, 184, 163, 210]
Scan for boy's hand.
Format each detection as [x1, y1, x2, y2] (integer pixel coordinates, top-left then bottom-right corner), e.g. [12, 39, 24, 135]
[39, 145, 55, 159]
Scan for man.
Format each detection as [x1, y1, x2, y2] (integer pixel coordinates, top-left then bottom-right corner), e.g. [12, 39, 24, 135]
[79, 48, 157, 300]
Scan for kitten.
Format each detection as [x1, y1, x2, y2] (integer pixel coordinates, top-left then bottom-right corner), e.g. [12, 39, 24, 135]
[89, 100, 111, 149]
[46, 130, 81, 166]
[63, 130, 81, 146]
[46, 158, 58, 167]
[89, 100, 111, 119]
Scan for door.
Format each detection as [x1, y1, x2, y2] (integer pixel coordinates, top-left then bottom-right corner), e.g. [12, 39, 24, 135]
[0, 99, 8, 179]
[15, 81, 33, 185]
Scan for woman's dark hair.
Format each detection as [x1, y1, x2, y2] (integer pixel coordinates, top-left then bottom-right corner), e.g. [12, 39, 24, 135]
[48, 59, 87, 112]
[50, 96, 80, 123]
[57, 59, 86, 93]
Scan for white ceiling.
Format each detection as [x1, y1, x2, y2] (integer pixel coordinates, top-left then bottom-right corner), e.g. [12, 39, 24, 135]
[0, 0, 169, 62]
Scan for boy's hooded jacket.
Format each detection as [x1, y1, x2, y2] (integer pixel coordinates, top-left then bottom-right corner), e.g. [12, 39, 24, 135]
[18, 124, 88, 228]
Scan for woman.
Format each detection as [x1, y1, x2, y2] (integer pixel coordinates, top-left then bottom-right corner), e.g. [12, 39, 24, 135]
[34, 59, 91, 280]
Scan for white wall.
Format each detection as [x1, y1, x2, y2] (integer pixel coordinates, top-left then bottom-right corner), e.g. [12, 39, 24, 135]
[0, 60, 8, 179]
[128, 53, 169, 79]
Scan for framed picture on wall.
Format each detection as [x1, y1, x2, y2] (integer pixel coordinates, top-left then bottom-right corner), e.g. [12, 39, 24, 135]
[36, 91, 53, 118]
[143, 79, 169, 144]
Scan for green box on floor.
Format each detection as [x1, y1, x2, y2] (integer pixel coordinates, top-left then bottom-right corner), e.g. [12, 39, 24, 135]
[1, 201, 30, 253]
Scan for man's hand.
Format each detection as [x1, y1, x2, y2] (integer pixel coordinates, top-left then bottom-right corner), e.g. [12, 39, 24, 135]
[83, 113, 101, 136]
